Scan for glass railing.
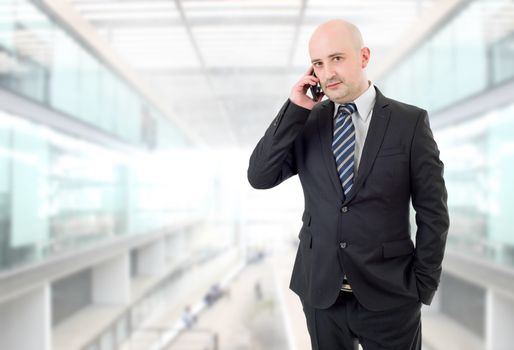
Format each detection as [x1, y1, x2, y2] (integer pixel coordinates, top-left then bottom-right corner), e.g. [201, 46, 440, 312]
[379, 0, 514, 113]
[436, 101, 514, 269]
[0, 0, 188, 149]
[0, 109, 203, 272]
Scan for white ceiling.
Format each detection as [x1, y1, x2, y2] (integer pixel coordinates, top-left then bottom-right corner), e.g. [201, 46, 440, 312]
[67, 0, 439, 148]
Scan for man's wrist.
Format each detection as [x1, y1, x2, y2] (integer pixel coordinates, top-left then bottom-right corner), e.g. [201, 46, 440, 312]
[288, 98, 315, 112]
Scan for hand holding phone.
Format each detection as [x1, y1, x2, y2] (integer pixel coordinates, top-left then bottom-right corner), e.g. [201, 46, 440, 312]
[310, 72, 323, 101]
[289, 67, 324, 110]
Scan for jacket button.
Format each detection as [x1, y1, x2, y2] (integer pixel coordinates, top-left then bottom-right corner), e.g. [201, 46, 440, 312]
[340, 242, 347, 249]
[341, 206, 348, 213]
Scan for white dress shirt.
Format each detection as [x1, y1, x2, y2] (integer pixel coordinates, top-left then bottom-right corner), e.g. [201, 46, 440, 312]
[333, 81, 377, 175]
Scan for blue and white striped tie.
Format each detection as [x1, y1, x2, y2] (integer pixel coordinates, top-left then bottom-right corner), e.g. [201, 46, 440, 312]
[332, 103, 357, 197]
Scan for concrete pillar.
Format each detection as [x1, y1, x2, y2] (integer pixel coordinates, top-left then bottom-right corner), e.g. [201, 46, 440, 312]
[0, 285, 51, 350]
[137, 238, 165, 276]
[486, 289, 514, 350]
[92, 253, 130, 304]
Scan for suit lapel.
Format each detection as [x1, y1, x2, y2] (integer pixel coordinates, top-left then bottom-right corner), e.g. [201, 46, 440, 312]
[343, 87, 391, 205]
[316, 87, 392, 205]
[317, 100, 344, 202]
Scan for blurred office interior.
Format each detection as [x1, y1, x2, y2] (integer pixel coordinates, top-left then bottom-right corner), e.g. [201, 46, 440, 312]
[1, 0, 514, 349]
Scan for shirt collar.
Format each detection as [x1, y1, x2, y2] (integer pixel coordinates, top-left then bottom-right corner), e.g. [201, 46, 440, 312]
[334, 81, 376, 122]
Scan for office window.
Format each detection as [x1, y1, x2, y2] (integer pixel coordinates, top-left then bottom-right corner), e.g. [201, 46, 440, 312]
[0, 0, 15, 51]
[491, 32, 514, 85]
[10, 121, 49, 252]
[453, 3, 487, 101]
[98, 68, 118, 133]
[0, 122, 10, 268]
[77, 51, 101, 125]
[438, 101, 514, 267]
[379, 0, 513, 113]
[50, 30, 80, 116]
[13, 0, 52, 102]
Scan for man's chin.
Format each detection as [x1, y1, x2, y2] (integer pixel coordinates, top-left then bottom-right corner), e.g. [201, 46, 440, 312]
[328, 94, 352, 104]
[325, 89, 351, 104]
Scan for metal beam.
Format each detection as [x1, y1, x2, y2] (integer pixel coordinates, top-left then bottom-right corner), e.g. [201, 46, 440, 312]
[88, 16, 333, 28]
[40, 0, 206, 146]
[287, 0, 308, 68]
[173, 0, 238, 146]
[0, 88, 140, 153]
[430, 77, 514, 131]
[137, 66, 307, 76]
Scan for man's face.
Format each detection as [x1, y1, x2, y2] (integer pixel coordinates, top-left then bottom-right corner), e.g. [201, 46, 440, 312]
[309, 31, 369, 103]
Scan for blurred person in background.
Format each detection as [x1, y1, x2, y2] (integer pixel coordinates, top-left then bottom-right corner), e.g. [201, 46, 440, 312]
[182, 305, 196, 329]
[247, 19, 449, 350]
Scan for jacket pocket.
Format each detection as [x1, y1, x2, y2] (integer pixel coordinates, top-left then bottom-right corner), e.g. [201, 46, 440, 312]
[382, 238, 414, 258]
[376, 145, 405, 157]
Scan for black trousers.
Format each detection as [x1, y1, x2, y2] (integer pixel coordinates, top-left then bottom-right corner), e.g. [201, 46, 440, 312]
[300, 291, 422, 350]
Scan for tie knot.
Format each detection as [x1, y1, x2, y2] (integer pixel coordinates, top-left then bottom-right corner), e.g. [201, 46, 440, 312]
[337, 103, 357, 117]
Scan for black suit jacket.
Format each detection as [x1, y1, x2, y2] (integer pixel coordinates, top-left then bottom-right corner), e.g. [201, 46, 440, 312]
[248, 87, 449, 311]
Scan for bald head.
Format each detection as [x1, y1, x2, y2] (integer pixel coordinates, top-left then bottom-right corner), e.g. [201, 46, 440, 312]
[309, 19, 364, 53]
[308, 19, 370, 103]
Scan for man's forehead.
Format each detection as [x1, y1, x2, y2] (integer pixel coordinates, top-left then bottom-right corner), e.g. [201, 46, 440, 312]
[309, 37, 354, 57]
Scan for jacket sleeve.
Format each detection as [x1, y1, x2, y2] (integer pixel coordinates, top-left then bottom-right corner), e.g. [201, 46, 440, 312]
[247, 99, 311, 189]
[410, 110, 450, 305]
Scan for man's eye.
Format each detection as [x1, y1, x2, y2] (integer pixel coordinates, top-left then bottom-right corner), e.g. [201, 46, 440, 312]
[334, 56, 343, 61]
[313, 62, 322, 67]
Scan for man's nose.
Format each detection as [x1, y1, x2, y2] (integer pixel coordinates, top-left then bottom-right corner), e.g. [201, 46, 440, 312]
[323, 66, 336, 81]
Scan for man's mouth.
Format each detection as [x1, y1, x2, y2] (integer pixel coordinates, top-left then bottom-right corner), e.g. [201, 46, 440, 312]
[326, 82, 341, 89]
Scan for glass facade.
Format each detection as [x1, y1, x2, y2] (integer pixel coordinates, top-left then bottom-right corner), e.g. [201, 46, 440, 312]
[380, 0, 514, 113]
[0, 0, 199, 272]
[379, 0, 514, 269]
[0, 110, 207, 271]
[0, 0, 188, 149]
[437, 102, 514, 267]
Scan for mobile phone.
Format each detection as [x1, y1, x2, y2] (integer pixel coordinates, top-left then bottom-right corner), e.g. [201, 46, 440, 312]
[310, 72, 322, 101]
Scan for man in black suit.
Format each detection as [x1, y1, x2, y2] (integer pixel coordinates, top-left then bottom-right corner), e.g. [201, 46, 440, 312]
[247, 19, 449, 350]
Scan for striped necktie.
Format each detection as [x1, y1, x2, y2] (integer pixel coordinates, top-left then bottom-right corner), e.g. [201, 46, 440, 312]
[332, 103, 357, 197]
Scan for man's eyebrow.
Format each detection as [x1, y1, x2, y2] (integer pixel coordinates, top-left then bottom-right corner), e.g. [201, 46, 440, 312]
[311, 52, 346, 63]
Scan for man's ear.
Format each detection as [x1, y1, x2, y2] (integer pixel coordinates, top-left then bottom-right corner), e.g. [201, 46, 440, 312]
[361, 47, 371, 69]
